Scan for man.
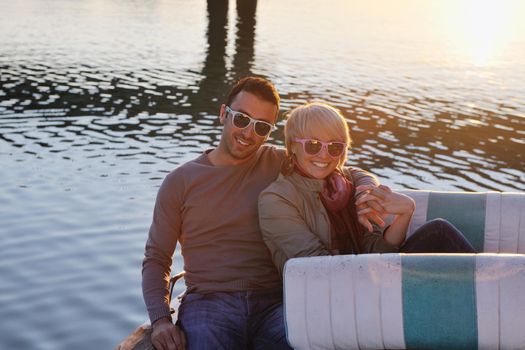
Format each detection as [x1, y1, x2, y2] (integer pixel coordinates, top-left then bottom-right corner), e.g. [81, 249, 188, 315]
[142, 77, 379, 350]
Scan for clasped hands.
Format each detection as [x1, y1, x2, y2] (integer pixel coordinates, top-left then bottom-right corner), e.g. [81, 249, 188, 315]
[355, 184, 415, 232]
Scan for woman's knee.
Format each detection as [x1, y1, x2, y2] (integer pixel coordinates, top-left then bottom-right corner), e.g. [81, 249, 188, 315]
[424, 218, 455, 233]
[403, 218, 476, 253]
[412, 218, 459, 242]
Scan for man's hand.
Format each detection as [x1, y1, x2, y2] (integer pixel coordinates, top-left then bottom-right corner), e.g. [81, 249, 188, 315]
[151, 317, 186, 350]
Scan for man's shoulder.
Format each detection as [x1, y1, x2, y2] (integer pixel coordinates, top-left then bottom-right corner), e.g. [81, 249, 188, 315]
[258, 144, 285, 160]
[252, 145, 286, 175]
[162, 146, 285, 184]
[161, 153, 208, 184]
[260, 144, 284, 153]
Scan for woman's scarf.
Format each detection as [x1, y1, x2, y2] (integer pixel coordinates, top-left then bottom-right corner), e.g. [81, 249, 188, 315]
[293, 160, 364, 254]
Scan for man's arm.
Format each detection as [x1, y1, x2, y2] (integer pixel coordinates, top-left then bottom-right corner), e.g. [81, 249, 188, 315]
[142, 173, 185, 349]
[346, 166, 379, 189]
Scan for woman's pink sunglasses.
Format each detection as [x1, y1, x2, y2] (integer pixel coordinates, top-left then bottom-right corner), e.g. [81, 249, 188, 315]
[294, 138, 347, 157]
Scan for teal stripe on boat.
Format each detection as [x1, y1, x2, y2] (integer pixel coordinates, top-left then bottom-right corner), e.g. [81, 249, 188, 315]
[427, 192, 486, 251]
[402, 255, 478, 349]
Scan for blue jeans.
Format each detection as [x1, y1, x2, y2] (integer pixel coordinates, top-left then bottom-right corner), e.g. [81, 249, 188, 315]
[400, 218, 477, 253]
[177, 288, 292, 350]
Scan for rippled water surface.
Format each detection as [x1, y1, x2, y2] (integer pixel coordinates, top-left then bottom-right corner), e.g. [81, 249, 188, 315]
[1, 0, 524, 349]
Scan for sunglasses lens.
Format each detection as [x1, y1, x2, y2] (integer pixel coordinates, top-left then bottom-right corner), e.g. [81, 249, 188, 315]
[232, 111, 272, 137]
[232, 113, 250, 128]
[304, 140, 322, 155]
[254, 122, 271, 137]
[328, 143, 345, 157]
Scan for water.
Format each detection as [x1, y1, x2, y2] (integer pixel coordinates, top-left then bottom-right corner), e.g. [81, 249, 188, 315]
[1, 0, 524, 349]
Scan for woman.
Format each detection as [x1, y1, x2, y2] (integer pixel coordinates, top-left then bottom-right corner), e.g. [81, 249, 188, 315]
[258, 102, 475, 275]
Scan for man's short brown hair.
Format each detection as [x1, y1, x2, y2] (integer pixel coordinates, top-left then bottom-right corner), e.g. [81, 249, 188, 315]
[226, 77, 280, 114]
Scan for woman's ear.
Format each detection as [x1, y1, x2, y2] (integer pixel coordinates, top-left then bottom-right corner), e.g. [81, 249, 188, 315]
[281, 151, 296, 176]
[290, 142, 300, 156]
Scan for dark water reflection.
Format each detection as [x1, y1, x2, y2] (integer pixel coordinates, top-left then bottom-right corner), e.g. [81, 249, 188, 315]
[0, 0, 524, 349]
[2, 64, 522, 190]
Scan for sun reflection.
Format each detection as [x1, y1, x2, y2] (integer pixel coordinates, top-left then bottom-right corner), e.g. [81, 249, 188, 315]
[447, 0, 518, 66]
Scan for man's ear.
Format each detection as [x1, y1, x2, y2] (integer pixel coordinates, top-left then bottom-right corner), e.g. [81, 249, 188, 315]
[219, 104, 227, 125]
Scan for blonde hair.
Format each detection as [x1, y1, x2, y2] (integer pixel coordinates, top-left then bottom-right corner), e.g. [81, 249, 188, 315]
[284, 102, 352, 171]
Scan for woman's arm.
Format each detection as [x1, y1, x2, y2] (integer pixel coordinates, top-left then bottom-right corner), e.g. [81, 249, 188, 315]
[361, 227, 400, 253]
[258, 189, 330, 275]
[356, 185, 415, 247]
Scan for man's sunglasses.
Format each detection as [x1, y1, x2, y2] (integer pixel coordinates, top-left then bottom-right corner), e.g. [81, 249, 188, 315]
[294, 138, 347, 158]
[225, 106, 276, 137]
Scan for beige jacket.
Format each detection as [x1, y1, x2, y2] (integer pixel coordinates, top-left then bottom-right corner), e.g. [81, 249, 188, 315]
[258, 167, 398, 275]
